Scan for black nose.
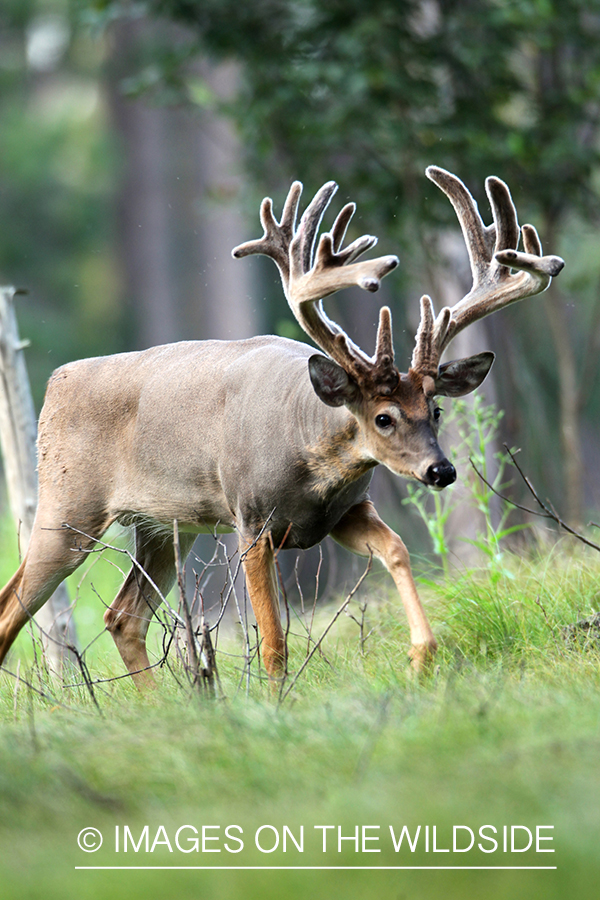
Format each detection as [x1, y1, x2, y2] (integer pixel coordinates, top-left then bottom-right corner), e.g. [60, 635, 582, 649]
[426, 460, 456, 488]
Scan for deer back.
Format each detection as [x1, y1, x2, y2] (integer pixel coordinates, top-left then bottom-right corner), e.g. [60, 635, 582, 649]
[37, 336, 374, 548]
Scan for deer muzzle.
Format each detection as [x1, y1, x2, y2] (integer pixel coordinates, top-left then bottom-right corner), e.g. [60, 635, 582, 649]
[425, 459, 457, 489]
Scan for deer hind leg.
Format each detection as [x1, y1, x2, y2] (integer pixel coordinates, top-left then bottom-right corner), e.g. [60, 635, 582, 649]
[104, 526, 195, 688]
[331, 499, 437, 672]
[0, 518, 100, 667]
[240, 533, 286, 681]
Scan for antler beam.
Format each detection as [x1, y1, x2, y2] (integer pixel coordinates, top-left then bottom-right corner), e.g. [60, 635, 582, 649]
[411, 167, 564, 376]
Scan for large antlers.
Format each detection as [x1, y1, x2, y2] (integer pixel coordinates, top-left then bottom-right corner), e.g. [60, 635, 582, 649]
[233, 170, 564, 390]
[233, 182, 400, 391]
[411, 166, 564, 376]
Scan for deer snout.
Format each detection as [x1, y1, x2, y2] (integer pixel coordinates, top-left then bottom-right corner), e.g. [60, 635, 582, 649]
[426, 460, 456, 489]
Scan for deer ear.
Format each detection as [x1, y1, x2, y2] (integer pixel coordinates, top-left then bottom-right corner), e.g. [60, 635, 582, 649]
[435, 351, 495, 397]
[308, 355, 360, 408]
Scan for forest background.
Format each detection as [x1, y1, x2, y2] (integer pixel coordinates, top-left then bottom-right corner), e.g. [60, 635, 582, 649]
[2, 4, 600, 899]
[2, 0, 600, 566]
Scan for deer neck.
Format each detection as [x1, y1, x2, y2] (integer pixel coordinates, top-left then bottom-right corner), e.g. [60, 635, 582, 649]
[302, 409, 376, 500]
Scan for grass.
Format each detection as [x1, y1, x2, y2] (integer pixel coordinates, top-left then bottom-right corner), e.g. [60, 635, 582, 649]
[1, 513, 600, 899]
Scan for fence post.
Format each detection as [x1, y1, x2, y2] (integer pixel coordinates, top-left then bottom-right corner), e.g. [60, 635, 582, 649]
[0, 285, 78, 672]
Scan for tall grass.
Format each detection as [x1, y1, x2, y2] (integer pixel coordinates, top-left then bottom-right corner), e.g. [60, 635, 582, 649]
[1, 400, 600, 899]
[1, 540, 600, 899]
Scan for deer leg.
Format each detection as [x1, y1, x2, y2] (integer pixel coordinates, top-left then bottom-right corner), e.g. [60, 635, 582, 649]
[0, 518, 100, 667]
[331, 499, 437, 671]
[104, 527, 195, 689]
[240, 534, 286, 681]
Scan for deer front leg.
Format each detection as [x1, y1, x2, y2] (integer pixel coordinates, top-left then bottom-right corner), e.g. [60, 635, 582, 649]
[331, 499, 437, 672]
[240, 534, 286, 682]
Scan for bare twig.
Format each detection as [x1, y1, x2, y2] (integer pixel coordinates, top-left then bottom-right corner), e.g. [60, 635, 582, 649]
[67, 643, 102, 713]
[346, 598, 375, 656]
[470, 445, 600, 553]
[294, 556, 305, 615]
[62, 524, 187, 629]
[174, 519, 202, 693]
[1, 665, 76, 709]
[307, 544, 323, 655]
[279, 551, 373, 703]
[27, 678, 39, 752]
[199, 620, 218, 697]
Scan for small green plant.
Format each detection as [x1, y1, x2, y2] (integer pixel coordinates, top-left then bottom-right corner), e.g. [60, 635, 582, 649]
[403, 475, 455, 576]
[457, 394, 530, 580]
[403, 394, 528, 578]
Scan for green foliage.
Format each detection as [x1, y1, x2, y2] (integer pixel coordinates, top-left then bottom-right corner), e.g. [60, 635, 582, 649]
[92, 0, 600, 229]
[454, 396, 529, 577]
[403, 395, 528, 577]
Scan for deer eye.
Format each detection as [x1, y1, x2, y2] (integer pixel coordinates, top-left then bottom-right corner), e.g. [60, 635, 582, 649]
[433, 406, 442, 421]
[375, 414, 393, 429]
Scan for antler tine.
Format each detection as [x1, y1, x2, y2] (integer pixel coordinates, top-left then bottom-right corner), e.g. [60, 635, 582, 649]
[374, 306, 395, 364]
[331, 202, 356, 252]
[426, 166, 494, 286]
[231, 181, 303, 289]
[279, 180, 303, 234]
[284, 184, 399, 378]
[485, 175, 519, 262]
[496, 223, 564, 278]
[521, 222, 542, 256]
[411, 295, 436, 374]
[329, 201, 380, 266]
[292, 181, 338, 277]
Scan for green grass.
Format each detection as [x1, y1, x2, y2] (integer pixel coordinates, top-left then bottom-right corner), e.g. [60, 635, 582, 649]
[1, 530, 600, 900]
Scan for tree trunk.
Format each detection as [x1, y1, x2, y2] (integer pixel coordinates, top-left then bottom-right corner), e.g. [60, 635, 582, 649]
[542, 214, 583, 526]
[192, 61, 258, 340]
[0, 286, 78, 671]
[106, 19, 180, 348]
[544, 281, 583, 525]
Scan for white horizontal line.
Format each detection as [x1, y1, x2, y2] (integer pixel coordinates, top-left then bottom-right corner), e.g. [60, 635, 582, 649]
[75, 865, 558, 871]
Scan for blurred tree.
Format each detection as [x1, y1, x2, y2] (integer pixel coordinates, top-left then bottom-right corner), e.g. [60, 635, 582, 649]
[0, 0, 126, 408]
[86, 0, 600, 523]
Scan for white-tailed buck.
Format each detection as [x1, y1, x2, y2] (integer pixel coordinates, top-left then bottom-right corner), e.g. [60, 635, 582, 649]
[0, 167, 563, 685]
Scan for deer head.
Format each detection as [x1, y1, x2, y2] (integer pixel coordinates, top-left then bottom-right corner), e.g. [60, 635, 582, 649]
[233, 168, 564, 489]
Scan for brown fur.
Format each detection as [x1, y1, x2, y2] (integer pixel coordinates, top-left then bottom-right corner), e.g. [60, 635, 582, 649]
[303, 420, 374, 499]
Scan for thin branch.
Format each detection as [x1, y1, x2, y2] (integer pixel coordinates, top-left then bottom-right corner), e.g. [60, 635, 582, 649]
[61, 524, 186, 629]
[469, 445, 600, 553]
[12, 659, 21, 722]
[307, 544, 323, 655]
[67, 644, 102, 713]
[279, 551, 372, 704]
[174, 519, 202, 693]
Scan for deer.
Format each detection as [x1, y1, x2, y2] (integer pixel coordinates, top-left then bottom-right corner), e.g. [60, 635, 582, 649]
[0, 167, 563, 687]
